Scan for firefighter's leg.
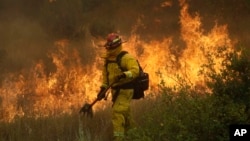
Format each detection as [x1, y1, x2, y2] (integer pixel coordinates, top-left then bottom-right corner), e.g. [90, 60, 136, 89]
[124, 106, 136, 135]
[112, 89, 133, 141]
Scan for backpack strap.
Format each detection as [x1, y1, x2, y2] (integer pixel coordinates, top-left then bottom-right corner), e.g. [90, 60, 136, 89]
[104, 51, 128, 85]
[116, 51, 128, 71]
[104, 51, 127, 70]
[115, 51, 143, 73]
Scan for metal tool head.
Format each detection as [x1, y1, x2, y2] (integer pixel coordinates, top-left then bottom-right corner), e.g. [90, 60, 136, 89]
[79, 103, 93, 118]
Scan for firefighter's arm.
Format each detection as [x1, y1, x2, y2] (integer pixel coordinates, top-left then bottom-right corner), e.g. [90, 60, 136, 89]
[101, 63, 109, 88]
[121, 54, 140, 79]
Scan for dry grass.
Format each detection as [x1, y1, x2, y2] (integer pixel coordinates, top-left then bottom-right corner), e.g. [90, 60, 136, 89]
[0, 100, 150, 141]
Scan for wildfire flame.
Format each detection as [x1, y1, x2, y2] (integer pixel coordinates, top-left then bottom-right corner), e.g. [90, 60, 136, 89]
[0, 0, 234, 122]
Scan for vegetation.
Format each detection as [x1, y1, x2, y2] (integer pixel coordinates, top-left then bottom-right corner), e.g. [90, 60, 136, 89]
[125, 47, 250, 141]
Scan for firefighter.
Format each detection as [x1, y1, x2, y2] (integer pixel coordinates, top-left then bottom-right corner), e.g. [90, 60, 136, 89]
[97, 33, 139, 141]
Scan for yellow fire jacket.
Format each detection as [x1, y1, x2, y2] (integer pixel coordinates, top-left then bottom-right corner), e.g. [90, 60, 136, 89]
[101, 45, 139, 88]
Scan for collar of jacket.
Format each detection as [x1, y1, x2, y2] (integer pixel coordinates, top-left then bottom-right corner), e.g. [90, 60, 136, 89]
[101, 45, 122, 60]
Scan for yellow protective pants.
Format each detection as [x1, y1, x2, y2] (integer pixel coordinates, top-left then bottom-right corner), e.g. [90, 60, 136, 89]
[112, 89, 134, 140]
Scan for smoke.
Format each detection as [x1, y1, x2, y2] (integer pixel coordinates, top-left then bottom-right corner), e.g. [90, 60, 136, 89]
[187, 0, 250, 46]
[0, 0, 84, 77]
[1, 18, 51, 67]
[0, 1, 51, 75]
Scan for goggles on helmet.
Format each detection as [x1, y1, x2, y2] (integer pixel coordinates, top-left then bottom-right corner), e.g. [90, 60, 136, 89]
[104, 33, 122, 50]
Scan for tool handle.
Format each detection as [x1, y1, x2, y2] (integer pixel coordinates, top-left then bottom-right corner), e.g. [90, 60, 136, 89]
[90, 98, 98, 107]
[103, 81, 117, 100]
[90, 81, 116, 106]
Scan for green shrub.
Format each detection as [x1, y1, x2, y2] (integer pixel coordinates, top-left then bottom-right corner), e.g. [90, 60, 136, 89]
[126, 47, 250, 141]
[206, 48, 250, 122]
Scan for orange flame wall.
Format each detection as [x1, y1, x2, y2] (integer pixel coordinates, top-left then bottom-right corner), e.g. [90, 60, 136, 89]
[0, 0, 234, 122]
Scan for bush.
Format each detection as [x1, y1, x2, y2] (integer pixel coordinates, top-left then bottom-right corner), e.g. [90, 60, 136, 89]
[126, 47, 250, 141]
[207, 48, 250, 122]
[127, 89, 221, 141]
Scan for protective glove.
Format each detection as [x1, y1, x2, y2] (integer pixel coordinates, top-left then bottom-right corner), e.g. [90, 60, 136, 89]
[97, 87, 106, 101]
[116, 73, 126, 81]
